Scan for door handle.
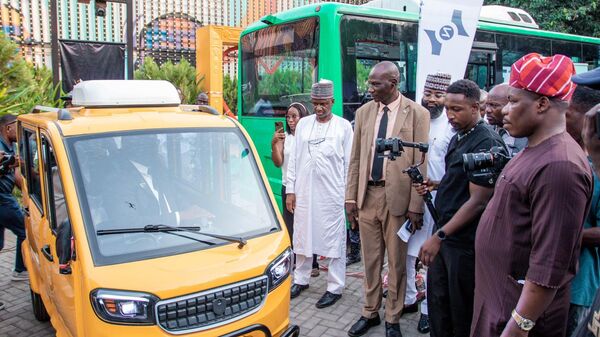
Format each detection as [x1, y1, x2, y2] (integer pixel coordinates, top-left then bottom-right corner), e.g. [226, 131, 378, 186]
[23, 206, 29, 216]
[41, 245, 53, 262]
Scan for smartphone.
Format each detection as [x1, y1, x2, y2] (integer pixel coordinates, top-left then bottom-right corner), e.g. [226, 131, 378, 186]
[275, 121, 284, 133]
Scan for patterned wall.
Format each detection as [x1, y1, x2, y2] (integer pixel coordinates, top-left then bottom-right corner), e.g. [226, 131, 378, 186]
[0, 0, 368, 72]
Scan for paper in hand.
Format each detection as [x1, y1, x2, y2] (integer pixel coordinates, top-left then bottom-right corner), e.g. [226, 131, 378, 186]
[397, 219, 413, 243]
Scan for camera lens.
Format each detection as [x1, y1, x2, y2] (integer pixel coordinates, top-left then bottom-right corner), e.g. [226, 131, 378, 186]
[463, 153, 494, 171]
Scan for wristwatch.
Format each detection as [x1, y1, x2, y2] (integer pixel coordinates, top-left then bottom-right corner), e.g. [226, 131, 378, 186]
[435, 230, 446, 241]
[511, 309, 535, 331]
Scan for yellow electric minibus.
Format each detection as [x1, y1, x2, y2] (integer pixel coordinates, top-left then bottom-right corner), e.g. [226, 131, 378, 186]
[17, 80, 298, 337]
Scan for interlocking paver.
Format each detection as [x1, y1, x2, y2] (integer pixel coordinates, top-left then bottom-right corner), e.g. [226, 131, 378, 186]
[0, 231, 425, 336]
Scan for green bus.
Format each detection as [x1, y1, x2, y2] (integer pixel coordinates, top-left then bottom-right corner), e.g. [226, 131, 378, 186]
[237, 2, 600, 205]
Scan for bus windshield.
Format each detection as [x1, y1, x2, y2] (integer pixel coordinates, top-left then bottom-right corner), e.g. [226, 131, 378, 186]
[68, 129, 279, 266]
[240, 17, 319, 117]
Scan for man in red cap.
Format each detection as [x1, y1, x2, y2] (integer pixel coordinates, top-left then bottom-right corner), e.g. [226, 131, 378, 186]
[470, 53, 593, 337]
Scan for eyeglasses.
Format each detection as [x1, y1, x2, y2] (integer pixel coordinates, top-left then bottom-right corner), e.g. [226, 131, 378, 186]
[423, 91, 445, 99]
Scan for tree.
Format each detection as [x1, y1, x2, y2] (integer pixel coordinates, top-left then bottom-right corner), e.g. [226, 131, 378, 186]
[484, 0, 600, 37]
[223, 75, 237, 114]
[134, 57, 204, 104]
[0, 32, 61, 115]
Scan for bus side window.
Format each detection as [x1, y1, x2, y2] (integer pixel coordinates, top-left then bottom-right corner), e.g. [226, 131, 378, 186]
[340, 15, 418, 121]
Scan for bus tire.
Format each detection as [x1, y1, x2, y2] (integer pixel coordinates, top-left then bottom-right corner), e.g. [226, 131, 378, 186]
[30, 288, 50, 322]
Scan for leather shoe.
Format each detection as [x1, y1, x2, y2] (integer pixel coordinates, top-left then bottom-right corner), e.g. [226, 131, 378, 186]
[417, 314, 430, 333]
[401, 301, 418, 316]
[385, 322, 402, 337]
[315, 291, 342, 309]
[290, 283, 308, 299]
[348, 315, 381, 337]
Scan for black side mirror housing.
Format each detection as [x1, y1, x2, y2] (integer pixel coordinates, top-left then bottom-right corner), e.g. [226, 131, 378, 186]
[55, 219, 73, 275]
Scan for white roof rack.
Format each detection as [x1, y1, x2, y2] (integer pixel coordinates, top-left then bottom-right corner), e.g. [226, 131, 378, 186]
[480, 5, 539, 29]
[71, 80, 181, 107]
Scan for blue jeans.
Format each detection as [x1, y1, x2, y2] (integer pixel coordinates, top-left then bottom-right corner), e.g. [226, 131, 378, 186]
[0, 194, 27, 272]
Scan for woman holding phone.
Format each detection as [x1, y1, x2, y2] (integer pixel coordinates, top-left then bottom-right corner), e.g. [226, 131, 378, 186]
[271, 102, 320, 276]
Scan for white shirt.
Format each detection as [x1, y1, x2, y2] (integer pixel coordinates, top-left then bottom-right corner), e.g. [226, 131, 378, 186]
[428, 112, 455, 181]
[281, 132, 295, 187]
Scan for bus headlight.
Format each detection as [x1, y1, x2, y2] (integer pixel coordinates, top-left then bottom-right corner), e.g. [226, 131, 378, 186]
[91, 289, 159, 325]
[266, 248, 292, 292]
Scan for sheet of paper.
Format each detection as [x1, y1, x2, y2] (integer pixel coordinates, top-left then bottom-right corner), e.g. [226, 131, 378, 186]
[397, 219, 412, 243]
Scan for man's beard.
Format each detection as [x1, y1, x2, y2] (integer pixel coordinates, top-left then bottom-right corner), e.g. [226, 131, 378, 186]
[422, 100, 444, 119]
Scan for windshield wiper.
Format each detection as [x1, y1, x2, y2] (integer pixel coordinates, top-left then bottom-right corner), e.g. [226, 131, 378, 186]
[97, 224, 247, 249]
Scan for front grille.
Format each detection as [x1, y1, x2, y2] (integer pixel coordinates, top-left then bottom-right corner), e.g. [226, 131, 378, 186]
[155, 276, 268, 334]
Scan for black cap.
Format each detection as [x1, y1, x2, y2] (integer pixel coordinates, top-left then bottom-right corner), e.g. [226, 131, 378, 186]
[572, 67, 600, 90]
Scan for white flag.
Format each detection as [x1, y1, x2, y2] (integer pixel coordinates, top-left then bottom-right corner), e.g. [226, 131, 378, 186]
[416, 0, 483, 103]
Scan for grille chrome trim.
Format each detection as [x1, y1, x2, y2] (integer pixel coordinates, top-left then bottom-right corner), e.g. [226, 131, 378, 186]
[154, 275, 269, 335]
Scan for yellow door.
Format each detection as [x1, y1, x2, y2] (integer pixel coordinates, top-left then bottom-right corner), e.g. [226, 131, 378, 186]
[20, 126, 50, 294]
[39, 133, 77, 337]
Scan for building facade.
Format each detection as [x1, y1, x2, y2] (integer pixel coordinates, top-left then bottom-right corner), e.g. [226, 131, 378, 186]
[0, 0, 368, 72]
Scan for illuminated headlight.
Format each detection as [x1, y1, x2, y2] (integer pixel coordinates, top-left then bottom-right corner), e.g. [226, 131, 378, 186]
[91, 289, 159, 325]
[266, 248, 292, 292]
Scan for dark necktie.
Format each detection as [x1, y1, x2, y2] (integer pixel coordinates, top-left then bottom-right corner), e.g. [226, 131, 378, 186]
[371, 106, 389, 181]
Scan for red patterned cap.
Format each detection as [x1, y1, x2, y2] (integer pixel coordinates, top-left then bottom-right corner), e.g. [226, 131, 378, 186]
[509, 53, 576, 101]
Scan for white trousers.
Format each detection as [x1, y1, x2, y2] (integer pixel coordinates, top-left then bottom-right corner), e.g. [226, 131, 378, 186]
[294, 254, 345, 295]
[405, 255, 428, 315]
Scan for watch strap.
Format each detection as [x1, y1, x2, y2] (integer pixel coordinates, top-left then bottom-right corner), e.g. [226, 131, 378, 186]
[511, 309, 535, 331]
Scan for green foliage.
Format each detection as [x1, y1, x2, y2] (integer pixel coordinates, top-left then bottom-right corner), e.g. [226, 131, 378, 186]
[0, 32, 62, 116]
[134, 57, 204, 104]
[356, 60, 371, 93]
[484, 0, 600, 37]
[257, 67, 313, 97]
[223, 75, 237, 113]
[0, 32, 33, 90]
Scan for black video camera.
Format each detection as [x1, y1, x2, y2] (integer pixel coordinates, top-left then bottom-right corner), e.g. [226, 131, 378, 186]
[0, 153, 15, 175]
[376, 137, 440, 224]
[462, 146, 509, 178]
[375, 138, 429, 161]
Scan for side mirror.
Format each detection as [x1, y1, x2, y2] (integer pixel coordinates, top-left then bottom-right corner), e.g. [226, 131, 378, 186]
[55, 219, 74, 275]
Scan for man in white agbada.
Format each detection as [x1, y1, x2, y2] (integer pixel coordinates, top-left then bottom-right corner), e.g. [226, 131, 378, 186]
[404, 73, 454, 333]
[286, 79, 353, 309]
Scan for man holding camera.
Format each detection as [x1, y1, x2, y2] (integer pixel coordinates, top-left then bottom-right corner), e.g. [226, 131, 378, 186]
[345, 61, 429, 337]
[414, 79, 506, 337]
[0, 114, 28, 292]
[471, 53, 593, 337]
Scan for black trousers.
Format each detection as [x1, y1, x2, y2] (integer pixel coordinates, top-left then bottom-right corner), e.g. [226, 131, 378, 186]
[281, 185, 318, 269]
[427, 243, 475, 337]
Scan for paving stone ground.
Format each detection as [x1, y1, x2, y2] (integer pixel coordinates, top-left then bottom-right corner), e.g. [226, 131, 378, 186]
[0, 232, 424, 336]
